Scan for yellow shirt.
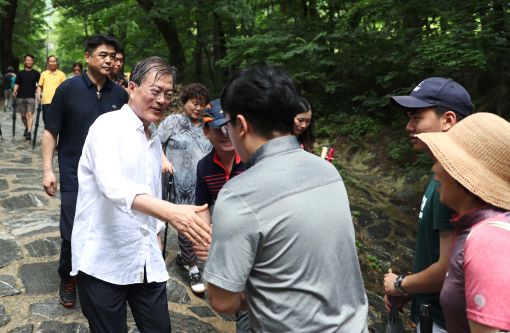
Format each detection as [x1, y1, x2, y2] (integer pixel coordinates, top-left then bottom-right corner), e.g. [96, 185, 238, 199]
[38, 70, 66, 105]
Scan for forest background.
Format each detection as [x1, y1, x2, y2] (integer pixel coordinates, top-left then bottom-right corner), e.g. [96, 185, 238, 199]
[1, 2, 509, 325]
[1, 0, 509, 169]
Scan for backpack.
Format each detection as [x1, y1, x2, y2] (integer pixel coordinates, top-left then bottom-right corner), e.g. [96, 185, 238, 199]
[4, 74, 15, 90]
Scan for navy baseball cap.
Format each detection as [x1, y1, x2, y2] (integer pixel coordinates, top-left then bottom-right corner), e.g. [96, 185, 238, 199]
[391, 77, 474, 117]
[203, 99, 227, 128]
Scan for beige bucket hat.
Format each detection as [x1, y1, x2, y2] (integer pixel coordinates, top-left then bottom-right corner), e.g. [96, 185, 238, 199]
[416, 112, 510, 210]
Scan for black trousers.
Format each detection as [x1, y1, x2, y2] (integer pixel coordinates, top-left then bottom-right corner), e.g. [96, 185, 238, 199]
[78, 271, 171, 333]
[58, 191, 77, 280]
[42, 104, 50, 125]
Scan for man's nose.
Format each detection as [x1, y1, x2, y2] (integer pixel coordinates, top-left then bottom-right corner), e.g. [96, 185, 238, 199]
[405, 120, 414, 133]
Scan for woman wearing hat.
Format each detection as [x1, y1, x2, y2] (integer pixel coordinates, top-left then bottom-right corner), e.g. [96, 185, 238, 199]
[416, 112, 510, 333]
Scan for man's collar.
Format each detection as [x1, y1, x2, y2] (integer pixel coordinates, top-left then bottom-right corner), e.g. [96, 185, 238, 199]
[123, 104, 157, 139]
[82, 70, 113, 90]
[213, 150, 242, 169]
[246, 135, 299, 169]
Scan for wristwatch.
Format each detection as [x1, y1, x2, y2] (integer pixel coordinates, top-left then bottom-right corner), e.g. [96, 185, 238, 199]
[394, 275, 407, 294]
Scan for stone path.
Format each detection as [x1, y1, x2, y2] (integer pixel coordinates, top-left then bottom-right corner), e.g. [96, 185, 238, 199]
[0, 108, 234, 332]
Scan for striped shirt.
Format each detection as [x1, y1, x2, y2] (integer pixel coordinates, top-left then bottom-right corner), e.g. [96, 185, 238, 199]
[195, 149, 245, 207]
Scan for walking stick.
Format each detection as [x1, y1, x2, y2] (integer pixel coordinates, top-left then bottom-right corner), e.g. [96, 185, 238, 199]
[161, 172, 175, 258]
[0, 122, 3, 141]
[11, 101, 16, 139]
[32, 103, 42, 149]
[385, 268, 406, 333]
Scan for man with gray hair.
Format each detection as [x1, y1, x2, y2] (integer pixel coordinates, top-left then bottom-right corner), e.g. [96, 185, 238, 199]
[71, 56, 211, 333]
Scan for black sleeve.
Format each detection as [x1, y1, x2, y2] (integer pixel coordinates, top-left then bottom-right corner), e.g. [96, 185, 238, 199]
[45, 82, 67, 134]
[115, 85, 129, 106]
[120, 88, 129, 105]
[35, 71, 41, 85]
[195, 160, 212, 206]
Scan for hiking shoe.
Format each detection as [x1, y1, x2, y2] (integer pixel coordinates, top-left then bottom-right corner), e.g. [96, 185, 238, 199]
[59, 277, 77, 307]
[25, 131, 31, 141]
[175, 251, 190, 271]
[190, 271, 205, 294]
[175, 253, 204, 293]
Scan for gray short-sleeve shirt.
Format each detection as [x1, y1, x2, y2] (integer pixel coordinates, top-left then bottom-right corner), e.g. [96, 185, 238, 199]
[204, 136, 368, 333]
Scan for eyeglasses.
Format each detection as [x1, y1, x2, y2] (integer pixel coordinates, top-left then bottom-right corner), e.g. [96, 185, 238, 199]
[218, 118, 235, 136]
[148, 88, 175, 102]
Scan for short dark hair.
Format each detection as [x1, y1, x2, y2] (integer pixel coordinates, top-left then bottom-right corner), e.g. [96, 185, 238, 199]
[180, 83, 209, 104]
[24, 54, 34, 60]
[221, 63, 302, 138]
[432, 106, 466, 121]
[118, 78, 128, 88]
[84, 34, 121, 54]
[73, 62, 83, 71]
[130, 56, 176, 88]
[116, 48, 124, 57]
[47, 55, 58, 63]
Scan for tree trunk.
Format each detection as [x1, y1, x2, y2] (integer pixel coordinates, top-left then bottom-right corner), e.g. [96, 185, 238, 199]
[136, 0, 186, 80]
[194, 18, 204, 84]
[0, 0, 18, 70]
[212, 12, 228, 84]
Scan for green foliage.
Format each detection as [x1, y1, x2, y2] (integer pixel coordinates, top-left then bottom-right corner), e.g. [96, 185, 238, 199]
[316, 113, 382, 142]
[0, 0, 8, 16]
[6, 0, 507, 131]
[388, 140, 413, 164]
[11, 0, 47, 69]
[366, 254, 383, 271]
[357, 238, 388, 272]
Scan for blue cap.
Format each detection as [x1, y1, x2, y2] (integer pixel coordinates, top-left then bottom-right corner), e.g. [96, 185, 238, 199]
[203, 99, 227, 128]
[391, 77, 474, 117]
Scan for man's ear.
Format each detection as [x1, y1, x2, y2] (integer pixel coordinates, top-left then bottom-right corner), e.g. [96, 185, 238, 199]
[441, 111, 457, 131]
[237, 114, 249, 138]
[84, 52, 90, 65]
[127, 81, 137, 97]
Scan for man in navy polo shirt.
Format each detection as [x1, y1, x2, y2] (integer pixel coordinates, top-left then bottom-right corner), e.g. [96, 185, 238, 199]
[41, 34, 128, 308]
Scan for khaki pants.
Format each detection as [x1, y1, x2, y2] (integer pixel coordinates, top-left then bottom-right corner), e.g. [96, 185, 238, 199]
[16, 97, 35, 114]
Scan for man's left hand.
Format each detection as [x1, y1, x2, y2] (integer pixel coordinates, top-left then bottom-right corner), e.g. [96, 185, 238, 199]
[162, 159, 174, 174]
[384, 272, 404, 296]
[166, 203, 211, 246]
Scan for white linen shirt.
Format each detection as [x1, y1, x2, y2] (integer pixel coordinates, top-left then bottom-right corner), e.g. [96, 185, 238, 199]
[71, 104, 169, 285]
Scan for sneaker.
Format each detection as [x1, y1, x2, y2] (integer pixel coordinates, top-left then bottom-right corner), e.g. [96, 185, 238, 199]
[175, 251, 190, 271]
[59, 277, 77, 307]
[25, 131, 31, 141]
[190, 271, 205, 294]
